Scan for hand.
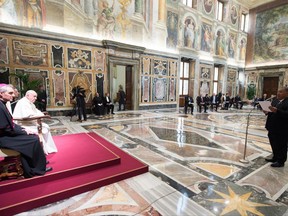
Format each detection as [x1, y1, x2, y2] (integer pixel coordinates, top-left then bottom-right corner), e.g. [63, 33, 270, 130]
[24, 128, 37, 135]
[269, 106, 277, 113]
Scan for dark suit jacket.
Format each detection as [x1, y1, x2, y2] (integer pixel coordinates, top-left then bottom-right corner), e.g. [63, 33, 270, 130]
[185, 96, 193, 106]
[265, 97, 288, 133]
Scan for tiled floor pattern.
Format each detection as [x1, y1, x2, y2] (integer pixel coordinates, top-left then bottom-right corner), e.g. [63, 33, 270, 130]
[17, 107, 288, 216]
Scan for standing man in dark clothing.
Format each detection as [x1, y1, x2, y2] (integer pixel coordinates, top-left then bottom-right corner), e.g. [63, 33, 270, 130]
[0, 84, 51, 178]
[184, 95, 194, 115]
[37, 85, 47, 112]
[264, 87, 288, 167]
[118, 85, 126, 111]
[72, 85, 87, 122]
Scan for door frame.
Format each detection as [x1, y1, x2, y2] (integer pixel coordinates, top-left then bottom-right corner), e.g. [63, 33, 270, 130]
[107, 56, 140, 110]
[259, 72, 284, 97]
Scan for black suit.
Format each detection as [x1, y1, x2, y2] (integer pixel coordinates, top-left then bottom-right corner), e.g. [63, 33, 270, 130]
[265, 98, 288, 164]
[92, 95, 105, 115]
[234, 96, 243, 109]
[210, 95, 220, 111]
[184, 96, 194, 114]
[103, 96, 114, 114]
[0, 100, 46, 178]
[196, 96, 207, 113]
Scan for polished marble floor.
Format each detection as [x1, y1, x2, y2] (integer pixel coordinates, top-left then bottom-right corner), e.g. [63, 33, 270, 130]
[18, 106, 288, 216]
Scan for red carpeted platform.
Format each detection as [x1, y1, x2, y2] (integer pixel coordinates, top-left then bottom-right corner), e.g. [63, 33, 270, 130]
[0, 132, 148, 216]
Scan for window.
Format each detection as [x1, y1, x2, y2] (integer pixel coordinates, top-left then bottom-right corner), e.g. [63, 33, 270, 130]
[213, 66, 219, 94]
[179, 61, 190, 95]
[216, 1, 224, 21]
[241, 13, 249, 32]
[182, 0, 193, 8]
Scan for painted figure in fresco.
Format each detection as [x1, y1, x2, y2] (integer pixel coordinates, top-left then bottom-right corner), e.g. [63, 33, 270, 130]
[215, 30, 225, 56]
[230, 5, 238, 25]
[97, 0, 115, 38]
[184, 19, 195, 48]
[201, 25, 211, 52]
[239, 39, 246, 60]
[117, 0, 131, 38]
[228, 33, 236, 58]
[204, 0, 213, 14]
[166, 11, 178, 48]
[0, 0, 17, 25]
[23, 0, 46, 28]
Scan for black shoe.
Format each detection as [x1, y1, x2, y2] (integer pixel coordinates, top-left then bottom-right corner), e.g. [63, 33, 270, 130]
[45, 167, 53, 172]
[112, 112, 115, 114]
[265, 158, 276, 162]
[77, 119, 82, 122]
[271, 162, 284, 167]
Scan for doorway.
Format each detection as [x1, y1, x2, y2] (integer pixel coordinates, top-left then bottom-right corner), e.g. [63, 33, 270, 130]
[263, 77, 279, 98]
[112, 65, 133, 110]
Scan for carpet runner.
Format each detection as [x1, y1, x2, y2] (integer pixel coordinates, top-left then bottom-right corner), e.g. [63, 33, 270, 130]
[0, 132, 148, 216]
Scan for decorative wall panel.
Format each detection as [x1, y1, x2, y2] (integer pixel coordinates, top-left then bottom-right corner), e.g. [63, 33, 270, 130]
[67, 48, 92, 69]
[12, 40, 48, 66]
[142, 57, 151, 75]
[52, 70, 65, 106]
[96, 73, 104, 98]
[152, 77, 167, 102]
[52, 45, 64, 68]
[95, 50, 105, 71]
[0, 37, 8, 64]
[69, 71, 92, 103]
[153, 60, 167, 75]
[169, 60, 177, 76]
[141, 76, 150, 102]
[169, 78, 176, 101]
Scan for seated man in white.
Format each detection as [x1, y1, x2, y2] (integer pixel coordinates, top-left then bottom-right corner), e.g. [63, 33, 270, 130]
[13, 90, 58, 155]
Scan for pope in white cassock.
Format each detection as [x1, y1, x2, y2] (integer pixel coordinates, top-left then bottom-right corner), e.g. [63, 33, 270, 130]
[13, 90, 57, 155]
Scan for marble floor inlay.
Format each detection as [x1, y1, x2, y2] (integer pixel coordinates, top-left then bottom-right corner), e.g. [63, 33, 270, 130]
[17, 107, 288, 216]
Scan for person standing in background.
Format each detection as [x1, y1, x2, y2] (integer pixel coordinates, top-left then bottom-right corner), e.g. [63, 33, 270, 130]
[118, 85, 126, 111]
[72, 85, 87, 122]
[37, 85, 47, 112]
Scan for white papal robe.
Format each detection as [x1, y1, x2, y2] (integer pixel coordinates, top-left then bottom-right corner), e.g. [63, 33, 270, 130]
[13, 97, 58, 155]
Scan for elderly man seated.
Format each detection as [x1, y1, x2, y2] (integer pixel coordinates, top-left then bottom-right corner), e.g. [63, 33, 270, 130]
[13, 90, 58, 155]
[0, 84, 52, 177]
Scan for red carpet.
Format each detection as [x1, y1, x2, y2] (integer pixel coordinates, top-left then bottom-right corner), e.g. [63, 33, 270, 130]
[0, 132, 148, 216]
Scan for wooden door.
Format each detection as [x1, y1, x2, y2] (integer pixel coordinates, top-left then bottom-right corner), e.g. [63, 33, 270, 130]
[263, 77, 279, 98]
[125, 65, 133, 110]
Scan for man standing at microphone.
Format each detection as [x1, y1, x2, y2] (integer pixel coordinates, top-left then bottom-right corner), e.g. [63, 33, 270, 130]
[264, 87, 288, 167]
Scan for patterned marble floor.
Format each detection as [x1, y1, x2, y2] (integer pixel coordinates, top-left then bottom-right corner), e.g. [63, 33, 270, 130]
[18, 107, 288, 216]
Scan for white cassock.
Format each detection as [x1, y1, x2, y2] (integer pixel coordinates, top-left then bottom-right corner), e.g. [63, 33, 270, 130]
[13, 97, 58, 155]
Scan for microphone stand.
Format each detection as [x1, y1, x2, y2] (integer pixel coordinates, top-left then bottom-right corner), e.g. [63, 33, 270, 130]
[239, 107, 254, 164]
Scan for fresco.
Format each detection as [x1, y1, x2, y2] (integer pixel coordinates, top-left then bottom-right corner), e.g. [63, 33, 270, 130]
[215, 29, 226, 57]
[183, 17, 196, 49]
[228, 32, 237, 59]
[254, 4, 288, 62]
[166, 11, 178, 49]
[200, 23, 212, 52]
[239, 38, 246, 61]
[203, 0, 213, 14]
[230, 5, 238, 26]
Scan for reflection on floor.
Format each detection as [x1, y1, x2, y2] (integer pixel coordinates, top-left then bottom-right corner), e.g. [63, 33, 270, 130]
[18, 107, 288, 216]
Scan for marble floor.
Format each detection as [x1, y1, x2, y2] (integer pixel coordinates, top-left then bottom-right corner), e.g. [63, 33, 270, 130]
[17, 106, 288, 216]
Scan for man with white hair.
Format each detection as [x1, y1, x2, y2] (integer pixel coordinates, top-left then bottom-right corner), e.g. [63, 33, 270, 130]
[13, 90, 58, 155]
[0, 84, 51, 177]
